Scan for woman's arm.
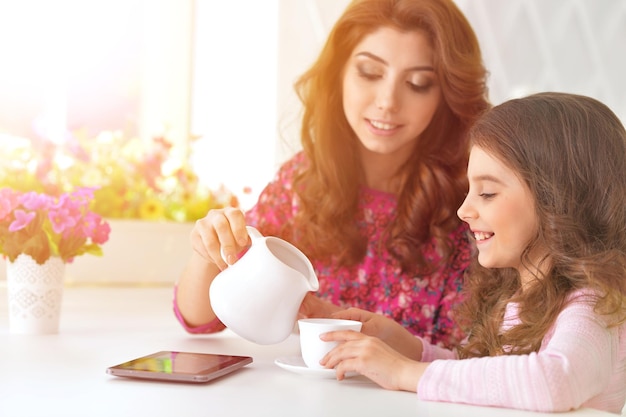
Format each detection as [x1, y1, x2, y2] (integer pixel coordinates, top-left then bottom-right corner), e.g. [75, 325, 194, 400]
[173, 154, 304, 332]
[174, 252, 222, 328]
[332, 308, 425, 361]
[173, 207, 249, 332]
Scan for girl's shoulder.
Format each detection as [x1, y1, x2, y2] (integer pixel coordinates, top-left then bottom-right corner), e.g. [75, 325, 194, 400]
[557, 288, 612, 325]
[565, 288, 601, 307]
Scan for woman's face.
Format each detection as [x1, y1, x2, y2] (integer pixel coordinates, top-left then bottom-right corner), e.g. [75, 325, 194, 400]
[457, 146, 542, 285]
[342, 26, 442, 159]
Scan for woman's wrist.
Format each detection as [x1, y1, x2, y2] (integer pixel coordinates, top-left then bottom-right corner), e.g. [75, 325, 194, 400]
[387, 323, 424, 361]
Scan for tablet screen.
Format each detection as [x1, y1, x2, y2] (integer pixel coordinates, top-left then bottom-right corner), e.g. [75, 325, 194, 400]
[107, 351, 253, 383]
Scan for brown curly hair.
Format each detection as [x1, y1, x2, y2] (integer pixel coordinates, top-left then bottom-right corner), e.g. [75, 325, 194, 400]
[289, 0, 489, 272]
[457, 92, 626, 358]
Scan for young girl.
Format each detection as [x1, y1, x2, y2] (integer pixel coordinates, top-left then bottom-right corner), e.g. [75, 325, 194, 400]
[174, 0, 489, 349]
[323, 92, 626, 414]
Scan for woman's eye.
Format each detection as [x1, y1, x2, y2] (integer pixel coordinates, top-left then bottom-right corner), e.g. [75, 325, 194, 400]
[357, 68, 381, 81]
[408, 81, 433, 93]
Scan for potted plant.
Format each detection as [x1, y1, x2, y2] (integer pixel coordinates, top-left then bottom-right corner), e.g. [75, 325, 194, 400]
[0, 186, 110, 334]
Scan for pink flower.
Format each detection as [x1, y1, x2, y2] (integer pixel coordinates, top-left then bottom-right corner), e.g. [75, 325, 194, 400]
[0, 189, 19, 219]
[80, 212, 111, 244]
[0, 186, 110, 264]
[91, 220, 111, 245]
[20, 192, 52, 211]
[0, 198, 12, 221]
[8, 209, 36, 232]
[48, 208, 78, 234]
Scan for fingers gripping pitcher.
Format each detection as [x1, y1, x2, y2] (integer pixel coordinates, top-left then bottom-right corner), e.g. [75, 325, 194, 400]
[209, 227, 319, 344]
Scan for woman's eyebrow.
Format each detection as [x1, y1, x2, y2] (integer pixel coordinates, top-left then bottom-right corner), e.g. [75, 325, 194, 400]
[354, 51, 434, 72]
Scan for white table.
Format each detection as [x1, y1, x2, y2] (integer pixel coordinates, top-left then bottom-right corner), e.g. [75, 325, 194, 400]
[0, 285, 618, 417]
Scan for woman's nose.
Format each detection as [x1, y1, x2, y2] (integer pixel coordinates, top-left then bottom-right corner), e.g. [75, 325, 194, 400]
[376, 81, 399, 112]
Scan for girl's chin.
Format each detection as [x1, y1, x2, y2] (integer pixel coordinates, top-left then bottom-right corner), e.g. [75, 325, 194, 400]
[477, 253, 495, 269]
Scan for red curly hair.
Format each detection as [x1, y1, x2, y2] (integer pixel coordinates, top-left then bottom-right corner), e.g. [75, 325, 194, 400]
[290, 0, 489, 271]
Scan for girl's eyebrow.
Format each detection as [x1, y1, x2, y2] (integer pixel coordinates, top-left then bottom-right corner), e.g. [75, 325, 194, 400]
[470, 174, 506, 185]
[354, 51, 434, 72]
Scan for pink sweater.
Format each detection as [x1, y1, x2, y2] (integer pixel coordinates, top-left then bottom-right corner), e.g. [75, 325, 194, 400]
[418, 293, 626, 414]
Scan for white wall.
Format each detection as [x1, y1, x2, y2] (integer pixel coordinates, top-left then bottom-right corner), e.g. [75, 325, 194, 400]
[190, 0, 279, 210]
[455, 0, 626, 120]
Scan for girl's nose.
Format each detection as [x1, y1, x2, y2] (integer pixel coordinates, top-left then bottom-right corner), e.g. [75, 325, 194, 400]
[457, 194, 475, 221]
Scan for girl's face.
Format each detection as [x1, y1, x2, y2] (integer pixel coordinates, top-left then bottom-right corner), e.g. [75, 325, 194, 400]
[457, 146, 541, 284]
[342, 27, 442, 160]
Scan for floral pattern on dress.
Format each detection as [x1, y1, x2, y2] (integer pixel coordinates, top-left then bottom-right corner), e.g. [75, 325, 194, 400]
[245, 152, 472, 349]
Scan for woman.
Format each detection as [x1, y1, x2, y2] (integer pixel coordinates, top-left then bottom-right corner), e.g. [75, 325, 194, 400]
[174, 0, 490, 348]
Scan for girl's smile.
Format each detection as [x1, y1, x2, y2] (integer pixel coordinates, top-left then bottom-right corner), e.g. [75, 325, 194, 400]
[457, 146, 540, 283]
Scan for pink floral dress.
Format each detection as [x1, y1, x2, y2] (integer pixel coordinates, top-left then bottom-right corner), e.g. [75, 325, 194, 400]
[174, 152, 471, 349]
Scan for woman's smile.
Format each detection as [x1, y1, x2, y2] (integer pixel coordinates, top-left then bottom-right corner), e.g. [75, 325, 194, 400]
[342, 27, 441, 158]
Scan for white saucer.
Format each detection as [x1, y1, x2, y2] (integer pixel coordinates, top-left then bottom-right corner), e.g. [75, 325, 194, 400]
[274, 356, 356, 379]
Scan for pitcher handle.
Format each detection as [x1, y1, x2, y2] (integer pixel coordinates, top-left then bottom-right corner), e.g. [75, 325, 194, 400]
[246, 226, 264, 241]
[220, 226, 263, 265]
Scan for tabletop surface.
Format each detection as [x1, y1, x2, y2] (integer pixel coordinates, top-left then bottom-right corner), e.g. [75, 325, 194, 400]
[0, 284, 619, 417]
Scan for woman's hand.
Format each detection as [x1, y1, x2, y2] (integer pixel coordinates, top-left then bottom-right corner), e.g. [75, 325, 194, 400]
[320, 330, 428, 392]
[190, 207, 250, 270]
[330, 308, 423, 361]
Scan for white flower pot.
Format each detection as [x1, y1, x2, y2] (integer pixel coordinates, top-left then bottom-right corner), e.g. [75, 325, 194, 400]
[6, 254, 65, 334]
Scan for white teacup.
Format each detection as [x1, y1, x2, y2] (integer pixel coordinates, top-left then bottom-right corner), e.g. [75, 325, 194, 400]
[298, 318, 362, 369]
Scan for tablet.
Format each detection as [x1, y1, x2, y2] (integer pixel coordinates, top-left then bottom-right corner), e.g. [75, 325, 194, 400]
[106, 351, 253, 383]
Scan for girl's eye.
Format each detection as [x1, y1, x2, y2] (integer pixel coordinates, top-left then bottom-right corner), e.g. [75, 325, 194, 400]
[479, 193, 496, 200]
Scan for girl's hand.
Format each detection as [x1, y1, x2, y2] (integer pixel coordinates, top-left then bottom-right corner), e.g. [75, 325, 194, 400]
[190, 207, 250, 270]
[320, 330, 428, 392]
[330, 308, 423, 361]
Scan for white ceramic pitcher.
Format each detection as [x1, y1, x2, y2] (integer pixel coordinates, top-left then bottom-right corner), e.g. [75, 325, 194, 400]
[209, 227, 319, 345]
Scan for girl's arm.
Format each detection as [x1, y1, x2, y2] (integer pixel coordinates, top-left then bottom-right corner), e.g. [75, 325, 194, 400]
[418, 300, 621, 413]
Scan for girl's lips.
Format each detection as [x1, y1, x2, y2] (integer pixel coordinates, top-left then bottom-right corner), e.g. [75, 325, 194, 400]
[473, 231, 494, 242]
